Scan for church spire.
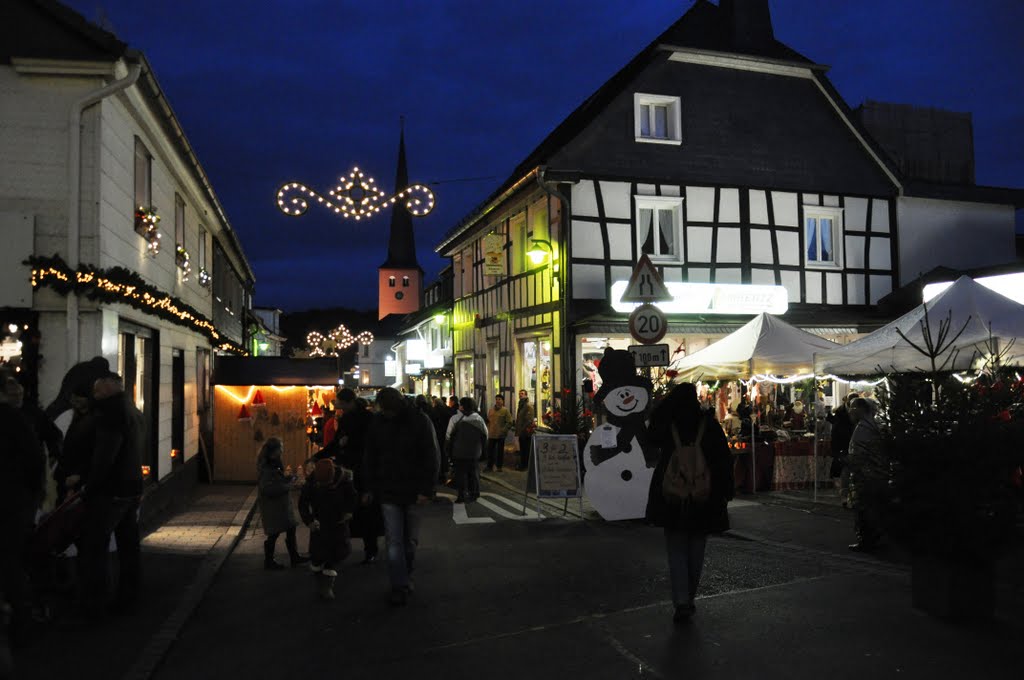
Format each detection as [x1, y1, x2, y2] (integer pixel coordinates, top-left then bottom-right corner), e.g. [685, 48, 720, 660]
[380, 119, 421, 271]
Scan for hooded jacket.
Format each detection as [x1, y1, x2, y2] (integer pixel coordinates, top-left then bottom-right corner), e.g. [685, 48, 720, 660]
[447, 411, 488, 461]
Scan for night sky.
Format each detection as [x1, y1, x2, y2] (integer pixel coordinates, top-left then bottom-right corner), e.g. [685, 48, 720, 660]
[61, 0, 1024, 313]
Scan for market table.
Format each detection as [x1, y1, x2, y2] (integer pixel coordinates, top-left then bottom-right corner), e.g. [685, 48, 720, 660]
[771, 438, 832, 491]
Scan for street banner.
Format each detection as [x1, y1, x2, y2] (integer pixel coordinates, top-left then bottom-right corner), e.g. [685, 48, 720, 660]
[483, 233, 505, 276]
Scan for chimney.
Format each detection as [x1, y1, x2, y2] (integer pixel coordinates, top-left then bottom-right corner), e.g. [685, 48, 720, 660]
[719, 0, 775, 51]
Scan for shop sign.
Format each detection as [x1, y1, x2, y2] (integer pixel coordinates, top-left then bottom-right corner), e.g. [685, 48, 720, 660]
[611, 280, 788, 315]
[405, 362, 422, 375]
[424, 353, 445, 369]
[628, 304, 668, 345]
[530, 434, 582, 499]
[628, 343, 670, 367]
[483, 233, 505, 276]
[405, 338, 427, 361]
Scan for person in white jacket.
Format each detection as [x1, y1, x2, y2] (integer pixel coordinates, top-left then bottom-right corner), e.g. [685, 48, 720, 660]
[446, 397, 488, 503]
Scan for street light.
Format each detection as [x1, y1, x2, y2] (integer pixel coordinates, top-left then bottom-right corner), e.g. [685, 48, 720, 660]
[527, 238, 552, 266]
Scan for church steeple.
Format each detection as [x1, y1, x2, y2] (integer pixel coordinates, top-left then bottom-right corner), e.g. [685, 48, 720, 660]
[377, 120, 424, 320]
[380, 122, 421, 271]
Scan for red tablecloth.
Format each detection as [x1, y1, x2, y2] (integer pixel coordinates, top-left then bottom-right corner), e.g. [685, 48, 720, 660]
[771, 439, 832, 491]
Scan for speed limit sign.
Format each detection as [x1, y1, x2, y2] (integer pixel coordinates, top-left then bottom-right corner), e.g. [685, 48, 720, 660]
[628, 303, 667, 345]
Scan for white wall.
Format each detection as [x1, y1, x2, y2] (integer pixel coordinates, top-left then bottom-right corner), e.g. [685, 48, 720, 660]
[897, 197, 1016, 284]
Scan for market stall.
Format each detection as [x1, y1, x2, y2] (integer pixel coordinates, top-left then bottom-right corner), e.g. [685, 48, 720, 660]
[816, 276, 1024, 376]
[671, 313, 839, 493]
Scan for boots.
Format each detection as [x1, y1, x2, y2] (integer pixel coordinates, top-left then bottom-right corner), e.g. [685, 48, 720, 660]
[285, 531, 309, 567]
[263, 538, 285, 571]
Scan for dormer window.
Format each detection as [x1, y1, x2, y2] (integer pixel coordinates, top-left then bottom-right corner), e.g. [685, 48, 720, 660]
[634, 93, 682, 145]
[388, 276, 396, 287]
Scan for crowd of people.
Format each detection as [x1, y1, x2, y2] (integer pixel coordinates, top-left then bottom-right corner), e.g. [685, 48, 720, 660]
[1, 356, 145, 668]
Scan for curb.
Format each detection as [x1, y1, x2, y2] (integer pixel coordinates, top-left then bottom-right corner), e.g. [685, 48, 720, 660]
[122, 488, 259, 680]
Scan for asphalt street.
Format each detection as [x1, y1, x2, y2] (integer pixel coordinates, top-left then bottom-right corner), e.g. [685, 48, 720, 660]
[152, 479, 1020, 680]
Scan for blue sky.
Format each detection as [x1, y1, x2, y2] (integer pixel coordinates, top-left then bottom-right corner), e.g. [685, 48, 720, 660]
[62, 0, 1024, 311]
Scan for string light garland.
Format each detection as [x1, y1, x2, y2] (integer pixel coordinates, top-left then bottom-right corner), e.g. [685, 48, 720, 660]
[175, 245, 192, 281]
[306, 324, 374, 357]
[27, 254, 245, 355]
[276, 166, 436, 221]
[134, 206, 162, 256]
[198, 267, 211, 288]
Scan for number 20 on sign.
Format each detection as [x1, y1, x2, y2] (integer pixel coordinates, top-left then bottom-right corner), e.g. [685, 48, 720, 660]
[628, 303, 667, 345]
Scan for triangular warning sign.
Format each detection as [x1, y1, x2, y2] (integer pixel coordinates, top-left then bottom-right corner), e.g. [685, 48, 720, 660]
[620, 254, 672, 303]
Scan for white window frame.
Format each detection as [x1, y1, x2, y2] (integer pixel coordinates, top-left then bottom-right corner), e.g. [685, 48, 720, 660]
[634, 195, 685, 262]
[634, 93, 682, 145]
[803, 205, 844, 270]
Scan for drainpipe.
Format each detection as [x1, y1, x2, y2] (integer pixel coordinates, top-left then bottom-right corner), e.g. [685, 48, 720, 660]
[535, 166, 574, 398]
[66, 61, 142, 369]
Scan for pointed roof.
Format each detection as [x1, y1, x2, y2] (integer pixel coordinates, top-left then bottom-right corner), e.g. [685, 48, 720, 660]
[380, 127, 422, 271]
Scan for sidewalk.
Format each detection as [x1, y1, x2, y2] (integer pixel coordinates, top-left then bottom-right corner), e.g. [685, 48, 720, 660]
[15, 483, 257, 680]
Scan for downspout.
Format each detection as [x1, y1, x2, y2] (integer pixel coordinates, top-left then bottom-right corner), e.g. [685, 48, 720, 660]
[536, 167, 574, 396]
[67, 61, 142, 369]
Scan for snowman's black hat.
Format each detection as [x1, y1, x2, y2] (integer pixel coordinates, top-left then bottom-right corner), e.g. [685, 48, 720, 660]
[593, 347, 652, 403]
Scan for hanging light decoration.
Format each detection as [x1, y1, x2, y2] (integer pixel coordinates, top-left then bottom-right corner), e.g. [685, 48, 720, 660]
[305, 324, 374, 357]
[276, 166, 435, 221]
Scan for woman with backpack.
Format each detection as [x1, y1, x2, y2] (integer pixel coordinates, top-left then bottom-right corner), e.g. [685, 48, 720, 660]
[646, 382, 734, 624]
[446, 397, 488, 503]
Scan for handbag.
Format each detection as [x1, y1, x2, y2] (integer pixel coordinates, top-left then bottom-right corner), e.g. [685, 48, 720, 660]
[30, 491, 85, 557]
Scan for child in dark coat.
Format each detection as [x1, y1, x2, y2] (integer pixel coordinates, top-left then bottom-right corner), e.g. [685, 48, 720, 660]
[298, 459, 358, 600]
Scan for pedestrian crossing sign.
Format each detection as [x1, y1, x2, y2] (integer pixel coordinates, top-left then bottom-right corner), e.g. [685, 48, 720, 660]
[619, 254, 672, 303]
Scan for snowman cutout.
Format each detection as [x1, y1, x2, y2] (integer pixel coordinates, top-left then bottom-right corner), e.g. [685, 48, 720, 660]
[582, 348, 656, 521]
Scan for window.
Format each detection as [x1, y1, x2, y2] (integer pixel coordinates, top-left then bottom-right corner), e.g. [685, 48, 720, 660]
[198, 227, 207, 269]
[362, 343, 369, 358]
[388, 276, 396, 287]
[635, 196, 684, 261]
[134, 137, 152, 210]
[634, 94, 682, 145]
[174, 193, 185, 246]
[804, 206, 844, 268]
[402, 276, 410, 287]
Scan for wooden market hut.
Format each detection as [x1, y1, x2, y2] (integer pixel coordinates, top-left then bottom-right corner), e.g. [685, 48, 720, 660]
[212, 357, 339, 482]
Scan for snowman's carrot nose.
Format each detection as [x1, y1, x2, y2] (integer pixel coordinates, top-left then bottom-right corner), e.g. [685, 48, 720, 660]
[623, 395, 635, 405]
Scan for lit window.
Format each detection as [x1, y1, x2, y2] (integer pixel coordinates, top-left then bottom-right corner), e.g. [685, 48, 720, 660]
[634, 94, 682, 145]
[804, 206, 844, 268]
[402, 276, 410, 287]
[635, 196, 684, 261]
[388, 276, 396, 287]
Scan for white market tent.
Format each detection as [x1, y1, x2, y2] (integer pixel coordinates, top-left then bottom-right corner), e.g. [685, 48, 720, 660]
[672, 312, 840, 381]
[816, 276, 1024, 376]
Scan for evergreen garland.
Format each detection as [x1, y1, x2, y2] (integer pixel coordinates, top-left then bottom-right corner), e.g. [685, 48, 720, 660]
[26, 253, 245, 355]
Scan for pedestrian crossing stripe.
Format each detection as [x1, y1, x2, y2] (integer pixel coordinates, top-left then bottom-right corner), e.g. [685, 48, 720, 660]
[436, 492, 541, 524]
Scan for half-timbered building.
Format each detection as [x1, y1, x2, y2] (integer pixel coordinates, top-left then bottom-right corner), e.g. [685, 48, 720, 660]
[435, 0, 1022, 411]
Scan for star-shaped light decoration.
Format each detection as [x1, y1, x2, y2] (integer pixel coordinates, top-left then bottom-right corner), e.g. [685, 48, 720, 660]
[306, 324, 375, 358]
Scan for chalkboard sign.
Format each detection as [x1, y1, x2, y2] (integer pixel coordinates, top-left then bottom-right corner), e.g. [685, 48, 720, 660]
[531, 434, 582, 499]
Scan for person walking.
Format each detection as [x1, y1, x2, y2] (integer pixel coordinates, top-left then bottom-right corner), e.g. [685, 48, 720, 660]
[69, 374, 144, 616]
[847, 397, 886, 552]
[0, 367, 44, 644]
[826, 392, 858, 507]
[513, 390, 535, 471]
[646, 383, 733, 624]
[484, 395, 513, 472]
[334, 389, 382, 564]
[447, 398, 487, 503]
[256, 437, 308, 570]
[362, 387, 439, 606]
[298, 459, 357, 601]
[430, 396, 454, 483]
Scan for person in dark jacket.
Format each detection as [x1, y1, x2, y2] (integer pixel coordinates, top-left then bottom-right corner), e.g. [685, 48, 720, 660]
[298, 459, 358, 600]
[514, 390, 535, 471]
[646, 382, 733, 624]
[447, 398, 487, 503]
[826, 392, 858, 507]
[256, 437, 308, 570]
[0, 367, 44, 644]
[67, 374, 144, 616]
[54, 375, 98, 504]
[430, 396, 454, 482]
[363, 387, 439, 606]
[334, 389, 382, 564]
